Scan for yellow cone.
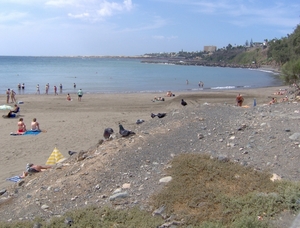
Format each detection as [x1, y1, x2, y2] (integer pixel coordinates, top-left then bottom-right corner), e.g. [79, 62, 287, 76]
[45, 147, 65, 165]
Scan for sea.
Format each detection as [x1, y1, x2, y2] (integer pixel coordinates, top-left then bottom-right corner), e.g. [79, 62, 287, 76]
[0, 56, 283, 95]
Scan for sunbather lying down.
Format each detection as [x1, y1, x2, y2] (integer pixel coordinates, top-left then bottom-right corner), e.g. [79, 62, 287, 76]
[20, 163, 52, 178]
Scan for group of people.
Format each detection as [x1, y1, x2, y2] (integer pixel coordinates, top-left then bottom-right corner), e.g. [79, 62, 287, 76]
[17, 83, 25, 90]
[6, 88, 17, 104]
[12, 83, 78, 95]
[198, 81, 204, 88]
[17, 117, 40, 133]
[44, 83, 62, 95]
[66, 89, 83, 101]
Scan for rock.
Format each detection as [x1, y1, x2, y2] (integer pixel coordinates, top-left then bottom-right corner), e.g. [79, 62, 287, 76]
[18, 180, 25, 186]
[33, 223, 42, 228]
[152, 205, 166, 217]
[122, 183, 131, 189]
[270, 173, 281, 182]
[41, 204, 49, 210]
[217, 156, 229, 162]
[197, 133, 204, 139]
[289, 133, 300, 140]
[159, 176, 172, 183]
[113, 188, 122, 194]
[0, 189, 6, 196]
[65, 217, 74, 226]
[109, 191, 128, 201]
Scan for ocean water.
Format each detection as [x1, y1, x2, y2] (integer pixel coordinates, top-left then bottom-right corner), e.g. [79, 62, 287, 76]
[0, 56, 283, 95]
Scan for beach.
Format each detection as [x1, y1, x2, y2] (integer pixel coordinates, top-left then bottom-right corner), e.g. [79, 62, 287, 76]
[1, 85, 300, 227]
[0, 86, 288, 190]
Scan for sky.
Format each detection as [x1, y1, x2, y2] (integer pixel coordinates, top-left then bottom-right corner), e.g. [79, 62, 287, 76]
[0, 0, 299, 56]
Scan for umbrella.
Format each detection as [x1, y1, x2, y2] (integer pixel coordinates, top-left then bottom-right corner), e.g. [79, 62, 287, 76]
[0, 105, 12, 110]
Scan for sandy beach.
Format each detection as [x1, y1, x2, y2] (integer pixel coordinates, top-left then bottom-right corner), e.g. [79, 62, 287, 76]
[0, 86, 289, 190]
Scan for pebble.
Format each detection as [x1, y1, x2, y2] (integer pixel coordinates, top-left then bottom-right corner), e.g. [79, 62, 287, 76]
[159, 176, 172, 183]
[41, 204, 49, 210]
[109, 192, 128, 201]
[0, 189, 6, 196]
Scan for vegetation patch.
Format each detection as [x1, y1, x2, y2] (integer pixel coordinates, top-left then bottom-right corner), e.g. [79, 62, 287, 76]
[1, 154, 299, 228]
[151, 154, 300, 227]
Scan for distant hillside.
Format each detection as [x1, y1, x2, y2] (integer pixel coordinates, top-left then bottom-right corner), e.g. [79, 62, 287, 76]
[206, 46, 274, 67]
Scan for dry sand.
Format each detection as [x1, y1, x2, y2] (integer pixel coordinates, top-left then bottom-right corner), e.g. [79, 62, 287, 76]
[0, 86, 288, 190]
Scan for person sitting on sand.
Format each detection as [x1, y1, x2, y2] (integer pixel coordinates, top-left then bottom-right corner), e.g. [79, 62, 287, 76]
[236, 94, 244, 106]
[31, 118, 40, 131]
[67, 93, 71, 101]
[152, 97, 165, 102]
[20, 163, 52, 178]
[166, 91, 175, 97]
[269, 97, 277, 105]
[17, 117, 26, 133]
[6, 104, 19, 118]
[280, 96, 289, 102]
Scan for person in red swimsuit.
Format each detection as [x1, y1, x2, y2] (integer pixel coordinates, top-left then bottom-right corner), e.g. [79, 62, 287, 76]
[17, 118, 27, 133]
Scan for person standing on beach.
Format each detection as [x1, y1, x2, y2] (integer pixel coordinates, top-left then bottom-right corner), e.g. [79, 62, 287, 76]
[6, 88, 10, 103]
[11, 89, 16, 103]
[59, 84, 63, 93]
[21, 83, 25, 90]
[45, 83, 49, 94]
[54, 86, 58, 95]
[236, 94, 244, 106]
[77, 89, 83, 101]
[36, 84, 40, 94]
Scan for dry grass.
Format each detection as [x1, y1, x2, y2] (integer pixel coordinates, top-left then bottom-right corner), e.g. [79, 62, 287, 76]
[150, 154, 300, 227]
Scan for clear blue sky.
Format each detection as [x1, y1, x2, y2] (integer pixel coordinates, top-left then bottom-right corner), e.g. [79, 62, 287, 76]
[0, 0, 299, 56]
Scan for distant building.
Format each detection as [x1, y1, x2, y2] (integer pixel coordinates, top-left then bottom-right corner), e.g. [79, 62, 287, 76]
[253, 42, 264, 47]
[204, 46, 217, 52]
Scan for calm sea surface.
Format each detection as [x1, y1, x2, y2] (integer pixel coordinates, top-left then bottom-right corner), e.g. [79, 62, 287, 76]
[0, 56, 283, 95]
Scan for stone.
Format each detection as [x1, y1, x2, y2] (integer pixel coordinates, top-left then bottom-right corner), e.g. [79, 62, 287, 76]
[41, 204, 49, 210]
[0, 189, 6, 196]
[33, 223, 42, 228]
[65, 217, 74, 226]
[289, 133, 300, 140]
[109, 191, 128, 201]
[159, 176, 172, 183]
[122, 183, 131, 189]
[152, 205, 166, 216]
[217, 156, 229, 162]
[198, 133, 204, 139]
[18, 180, 25, 186]
[270, 173, 281, 182]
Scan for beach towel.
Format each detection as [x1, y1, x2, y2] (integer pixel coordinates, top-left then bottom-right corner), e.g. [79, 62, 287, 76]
[24, 130, 41, 135]
[46, 147, 65, 165]
[6, 175, 22, 183]
[10, 130, 41, 136]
